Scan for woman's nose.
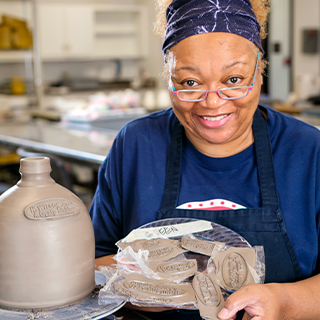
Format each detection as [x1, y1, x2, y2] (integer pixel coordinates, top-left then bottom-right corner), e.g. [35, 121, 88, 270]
[200, 91, 226, 108]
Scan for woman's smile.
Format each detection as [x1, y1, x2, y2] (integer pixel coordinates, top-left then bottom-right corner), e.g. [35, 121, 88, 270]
[197, 112, 232, 128]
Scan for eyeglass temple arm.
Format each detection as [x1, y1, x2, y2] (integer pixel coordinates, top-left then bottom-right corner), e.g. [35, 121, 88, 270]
[250, 51, 260, 87]
[170, 75, 177, 92]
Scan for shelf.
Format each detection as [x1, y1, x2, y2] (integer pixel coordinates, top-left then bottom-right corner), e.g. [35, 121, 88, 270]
[0, 50, 32, 63]
[41, 54, 145, 62]
[94, 26, 136, 36]
[91, 5, 147, 59]
[0, 53, 145, 63]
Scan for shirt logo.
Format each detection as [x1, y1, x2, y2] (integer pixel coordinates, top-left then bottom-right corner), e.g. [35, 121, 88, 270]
[176, 199, 245, 211]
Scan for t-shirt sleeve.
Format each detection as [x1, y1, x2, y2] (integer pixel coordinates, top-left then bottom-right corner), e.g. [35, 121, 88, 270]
[89, 135, 124, 258]
[316, 147, 320, 274]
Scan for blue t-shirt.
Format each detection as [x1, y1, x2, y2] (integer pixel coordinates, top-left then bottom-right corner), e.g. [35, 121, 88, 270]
[89, 105, 320, 279]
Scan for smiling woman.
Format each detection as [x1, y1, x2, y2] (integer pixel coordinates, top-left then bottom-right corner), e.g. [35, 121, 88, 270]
[168, 33, 262, 157]
[89, 1, 320, 320]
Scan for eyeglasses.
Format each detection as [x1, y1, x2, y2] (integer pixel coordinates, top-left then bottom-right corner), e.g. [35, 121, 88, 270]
[171, 52, 260, 102]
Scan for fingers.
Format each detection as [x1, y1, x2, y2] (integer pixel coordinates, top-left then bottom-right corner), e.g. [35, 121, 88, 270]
[218, 306, 237, 320]
[218, 285, 260, 320]
[242, 312, 252, 320]
[218, 283, 286, 320]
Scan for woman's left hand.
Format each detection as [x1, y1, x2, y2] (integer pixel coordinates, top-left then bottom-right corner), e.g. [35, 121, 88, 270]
[218, 283, 286, 320]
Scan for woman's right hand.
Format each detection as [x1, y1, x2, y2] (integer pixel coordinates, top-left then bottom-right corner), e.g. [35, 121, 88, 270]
[218, 283, 286, 320]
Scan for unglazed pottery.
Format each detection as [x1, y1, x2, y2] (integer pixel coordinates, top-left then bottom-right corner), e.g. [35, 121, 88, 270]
[114, 273, 196, 307]
[0, 157, 95, 310]
[192, 273, 224, 319]
[211, 247, 256, 291]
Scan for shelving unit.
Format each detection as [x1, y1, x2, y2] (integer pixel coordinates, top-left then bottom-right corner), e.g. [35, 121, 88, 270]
[1, 1, 149, 62]
[0, 0, 32, 62]
[0, 0, 44, 108]
[0, 0, 152, 103]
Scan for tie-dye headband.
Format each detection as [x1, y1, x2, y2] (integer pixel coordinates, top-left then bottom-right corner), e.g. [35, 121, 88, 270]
[162, 0, 263, 57]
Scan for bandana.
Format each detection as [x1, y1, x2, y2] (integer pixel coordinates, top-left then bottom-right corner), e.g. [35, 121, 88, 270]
[162, 0, 263, 57]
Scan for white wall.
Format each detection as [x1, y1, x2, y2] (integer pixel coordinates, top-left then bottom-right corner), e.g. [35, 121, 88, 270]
[260, 0, 320, 102]
[268, 0, 291, 101]
[141, 0, 165, 88]
[293, 0, 320, 100]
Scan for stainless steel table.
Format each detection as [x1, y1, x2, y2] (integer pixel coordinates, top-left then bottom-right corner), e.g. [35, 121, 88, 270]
[0, 119, 118, 168]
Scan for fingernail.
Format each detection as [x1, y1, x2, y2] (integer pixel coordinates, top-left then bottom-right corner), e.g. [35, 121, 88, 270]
[218, 308, 229, 317]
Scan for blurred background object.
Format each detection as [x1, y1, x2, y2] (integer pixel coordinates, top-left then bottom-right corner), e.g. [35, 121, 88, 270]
[9, 76, 25, 95]
[0, 14, 32, 50]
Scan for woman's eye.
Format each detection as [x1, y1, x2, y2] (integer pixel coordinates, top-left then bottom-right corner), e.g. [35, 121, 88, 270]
[229, 77, 240, 85]
[183, 80, 197, 87]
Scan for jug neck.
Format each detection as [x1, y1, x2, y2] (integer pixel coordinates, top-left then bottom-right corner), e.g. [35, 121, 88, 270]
[18, 173, 55, 187]
[17, 157, 56, 187]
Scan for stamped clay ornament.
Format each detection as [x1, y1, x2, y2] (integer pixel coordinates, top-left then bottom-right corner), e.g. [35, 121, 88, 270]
[0, 157, 95, 310]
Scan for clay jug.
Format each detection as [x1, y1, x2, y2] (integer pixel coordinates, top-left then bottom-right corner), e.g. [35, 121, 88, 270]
[0, 157, 95, 310]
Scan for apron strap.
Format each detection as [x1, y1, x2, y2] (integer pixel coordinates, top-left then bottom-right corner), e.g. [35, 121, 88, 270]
[252, 109, 279, 207]
[160, 119, 183, 210]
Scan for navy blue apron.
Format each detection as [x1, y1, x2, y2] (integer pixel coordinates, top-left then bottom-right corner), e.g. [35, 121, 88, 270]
[146, 108, 302, 320]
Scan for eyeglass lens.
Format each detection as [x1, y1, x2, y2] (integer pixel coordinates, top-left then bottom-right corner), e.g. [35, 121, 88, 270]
[177, 87, 249, 101]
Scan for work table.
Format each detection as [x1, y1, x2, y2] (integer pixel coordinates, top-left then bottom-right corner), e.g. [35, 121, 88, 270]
[0, 118, 118, 168]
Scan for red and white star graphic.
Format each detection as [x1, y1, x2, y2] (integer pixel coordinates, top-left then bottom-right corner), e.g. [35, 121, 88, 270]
[177, 199, 245, 211]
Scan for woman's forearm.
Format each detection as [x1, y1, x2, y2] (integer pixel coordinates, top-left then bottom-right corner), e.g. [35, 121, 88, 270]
[280, 273, 320, 319]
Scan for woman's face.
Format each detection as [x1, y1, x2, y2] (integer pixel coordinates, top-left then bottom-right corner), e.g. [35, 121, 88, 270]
[169, 32, 262, 157]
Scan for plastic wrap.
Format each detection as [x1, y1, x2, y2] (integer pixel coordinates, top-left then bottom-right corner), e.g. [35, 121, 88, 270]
[98, 218, 266, 319]
[99, 265, 197, 309]
[207, 246, 265, 292]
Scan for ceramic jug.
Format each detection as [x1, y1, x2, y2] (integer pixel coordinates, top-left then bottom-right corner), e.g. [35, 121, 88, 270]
[0, 157, 95, 310]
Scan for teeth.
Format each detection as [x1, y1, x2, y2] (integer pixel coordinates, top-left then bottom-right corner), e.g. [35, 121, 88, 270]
[202, 114, 227, 121]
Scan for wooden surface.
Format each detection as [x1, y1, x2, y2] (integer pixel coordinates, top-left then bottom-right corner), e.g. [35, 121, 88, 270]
[272, 102, 302, 114]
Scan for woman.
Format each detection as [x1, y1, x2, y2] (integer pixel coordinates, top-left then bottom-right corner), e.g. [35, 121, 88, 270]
[90, 0, 320, 319]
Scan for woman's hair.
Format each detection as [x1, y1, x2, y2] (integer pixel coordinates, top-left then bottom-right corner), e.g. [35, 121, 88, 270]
[154, 0, 270, 81]
[154, 0, 270, 40]
[154, 0, 172, 39]
[250, 0, 270, 40]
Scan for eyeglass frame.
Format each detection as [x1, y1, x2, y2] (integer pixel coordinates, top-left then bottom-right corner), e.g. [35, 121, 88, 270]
[170, 51, 260, 102]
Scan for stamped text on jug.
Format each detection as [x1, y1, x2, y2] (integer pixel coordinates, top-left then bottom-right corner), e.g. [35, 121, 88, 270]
[24, 198, 80, 220]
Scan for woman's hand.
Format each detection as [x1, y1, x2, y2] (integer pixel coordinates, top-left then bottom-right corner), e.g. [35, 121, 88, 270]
[218, 274, 320, 320]
[95, 254, 116, 269]
[218, 283, 287, 320]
